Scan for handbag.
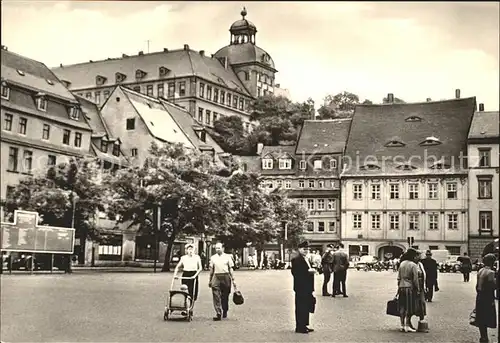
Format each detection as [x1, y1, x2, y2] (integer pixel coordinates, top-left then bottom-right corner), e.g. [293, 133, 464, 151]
[232, 288, 244, 305]
[309, 295, 316, 313]
[469, 309, 477, 326]
[386, 290, 400, 317]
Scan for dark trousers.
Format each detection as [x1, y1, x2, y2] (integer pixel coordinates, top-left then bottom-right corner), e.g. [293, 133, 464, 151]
[294, 293, 310, 330]
[322, 270, 331, 295]
[182, 271, 198, 301]
[333, 270, 347, 295]
[425, 279, 435, 301]
[211, 273, 231, 316]
[463, 271, 470, 282]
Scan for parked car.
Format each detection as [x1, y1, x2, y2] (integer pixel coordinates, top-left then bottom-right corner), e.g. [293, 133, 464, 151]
[355, 255, 379, 271]
[439, 255, 461, 273]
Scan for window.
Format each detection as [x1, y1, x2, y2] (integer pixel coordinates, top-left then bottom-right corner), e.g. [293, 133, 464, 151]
[371, 214, 381, 230]
[284, 180, 291, 189]
[233, 95, 238, 108]
[478, 177, 492, 199]
[133, 86, 141, 93]
[85, 92, 92, 99]
[428, 183, 438, 199]
[239, 98, 244, 110]
[167, 82, 175, 98]
[371, 184, 380, 200]
[257, 87, 262, 96]
[318, 180, 325, 188]
[206, 86, 212, 100]
[205, 110, 211, 125]
[479, 211, 492, 232]
[389, 184, 399, 199]
[146, 85, 153, 97]
[213, 113, 218, 123]
[126, 118, 135, 130]
[37, 97, 47, 111]
[308, 180, 315, 188]
[113, 144, 120, 157]
[429, 245, 439, 251]
[213, 88, 218, 102]
[307, 199, 314, 210]
[1, 83, 9, 99]
[409, 213, 419, 230]
[446, 246, 461, 255]
[317, 199, 325, 210]
[18, 117, 27, 135]
[446, 182, 457, 199]
[47, 155, 56, 166]
[306, 221, 314, 232]
[313, 160, 323, 169]
[447, 213, 458, 230]
[318, 221, 325, 232]
[95, 91, 101, 105]
[131, 148, 138, 157]
[478, 149, 491, 167]
[8, 147, 18, 171]
[385, 140, 405, 147]
[62, 129, 70, 145]
[328, 221, 336, 232]
[104, 90, 110, 99]
[199, 83, 205, 98]
[276, 180, 283, 188]
[353, 214, 362, 230]
[409, 183, 419, 199]
[157, 83, 164, 97]
[353, 184, 362, 200]
[4, 113, 13, 131]
[299, 160, 306, 170]
[428, 214, 439, 230]
[330, 159, 337, 169]
[101, 140, 108, 153]
[179, 82, 186, 97]
[220, 91, 225, 104]
[327, 199, 335, 210]
[278, 158, 292, 170]
[389, 214, 400, 230]
[298, 199, 305, 208]
[74, 132, 82, 147]
[198, 108, 204, 123]
[69, 107, 80, 120]
[227, 93, 232, 107]
[299, 180, 305, 188]
[23, 150, 33, 173]
[262, 158, 273, 169]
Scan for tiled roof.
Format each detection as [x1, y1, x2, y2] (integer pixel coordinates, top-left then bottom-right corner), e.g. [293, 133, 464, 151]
[90, 144, 129, 166]
[343, 97, 476, 176]
[51, 48, 251, 97]
[214, 43, 276, 71]
[75, 95, 108, 134]
[296, 119, 352, 154]
[468, 111, 499, 139]
[260, 145, 296, 158]
[1, 49, 76, 102]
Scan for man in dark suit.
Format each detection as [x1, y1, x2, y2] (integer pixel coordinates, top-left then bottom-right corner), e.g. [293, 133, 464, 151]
[291, 241, 315, 334]
[332, 244, 349, 297]
[458, 252, 472, 282]
[321, 244, 334, 296]
[421, 250, 439, 302]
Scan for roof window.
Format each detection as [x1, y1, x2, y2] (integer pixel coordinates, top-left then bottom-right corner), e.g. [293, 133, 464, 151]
[385, 140, 406, 147]
[405, 116, 422, 122]
[420, 136, 442, 146]
[360, 164, 380, 170]
[46, 79, 54, 85]
[16, 69, 25, 76]
[396, 164, 417, 171]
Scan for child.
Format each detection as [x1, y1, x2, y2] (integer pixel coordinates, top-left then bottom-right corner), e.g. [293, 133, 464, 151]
[179, 284, 192, 315]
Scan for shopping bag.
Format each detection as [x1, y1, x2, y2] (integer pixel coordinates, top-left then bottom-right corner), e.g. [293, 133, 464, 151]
[386, 298, 399, 317]
[233, 290, 244, 305]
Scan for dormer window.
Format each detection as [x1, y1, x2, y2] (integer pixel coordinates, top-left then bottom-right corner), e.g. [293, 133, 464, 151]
[330, 159, 337, 169]
[262, 158, 273, 170]
[360, 164, 381, 171]
[159, 66, 170, 77]
[396, 164, 417, 171]
[299, 160, 307, 170]
[135, 69, 147, 79]
[278, 158, 292, 170]
[46, 79, 54, 85]
[112, 143, 120, 157]
[96, 75, 107, 85]
[431, 162, 451, 170]
[115, 72, 126, 83]
[405, 116, 422, 122]
[101, 140, 108, 153]
[313, 160, 323, 170]
[1, 82, 9, 100]
[194, 128, 206, 143]
[16, 69, 25, 76]
[261, 53, 270, 64]
[385, 140, 406, 147]
[69, 106, 80, 120]
[420, 136, 442, 146]
[36, 94, 47, 112]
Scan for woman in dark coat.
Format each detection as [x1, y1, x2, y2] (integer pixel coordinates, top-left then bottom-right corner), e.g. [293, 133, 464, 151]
[474, 253, 497, 343]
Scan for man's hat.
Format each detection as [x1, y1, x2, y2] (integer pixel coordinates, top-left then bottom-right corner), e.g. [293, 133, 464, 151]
[298, 241, 309, 248]
[327, 244, 334, 249]
[425, 250, 432, 255]
[185, 243, 194, 249]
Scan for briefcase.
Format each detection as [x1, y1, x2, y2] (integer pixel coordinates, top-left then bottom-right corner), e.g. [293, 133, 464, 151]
[309, 295, 316, 313]
[386, 298, 399, 317]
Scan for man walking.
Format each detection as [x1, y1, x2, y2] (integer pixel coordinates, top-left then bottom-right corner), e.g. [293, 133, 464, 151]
[321, 244, 334, 296]
[209, 243, 236, 321]
[458, 252, 472, 282]
[332, 244, 349, 297]
[421, 250, 439, 302]
[291, 241, 315, 334]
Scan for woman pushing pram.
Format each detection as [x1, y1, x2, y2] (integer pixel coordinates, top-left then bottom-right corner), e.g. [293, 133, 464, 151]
[173, 243, 203, 301]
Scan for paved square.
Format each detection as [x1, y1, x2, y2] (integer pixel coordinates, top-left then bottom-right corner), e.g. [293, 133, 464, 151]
[0, 269, 496, 342]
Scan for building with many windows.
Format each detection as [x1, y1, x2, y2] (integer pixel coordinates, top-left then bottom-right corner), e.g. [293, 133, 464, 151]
[0, 46, 93, 200]
[467, 106, 499, 260]
[341, 93, 476, 259]
[51, 8, 279, 133]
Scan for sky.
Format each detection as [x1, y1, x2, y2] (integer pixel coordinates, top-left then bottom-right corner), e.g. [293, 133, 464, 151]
[1, 1, 499, 110]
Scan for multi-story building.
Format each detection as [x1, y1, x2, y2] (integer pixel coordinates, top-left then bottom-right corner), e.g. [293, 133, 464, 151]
[0, 46, 93, 200]
[51, 8, 278, 132]
[341, 93, 476, 259]
[467, 105, 499, 260]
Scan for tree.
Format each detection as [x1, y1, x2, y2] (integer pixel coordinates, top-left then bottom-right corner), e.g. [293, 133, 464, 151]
[3, 158, 105, 264]
[317, 91, 361, 119]
[209, 116, 249, 155]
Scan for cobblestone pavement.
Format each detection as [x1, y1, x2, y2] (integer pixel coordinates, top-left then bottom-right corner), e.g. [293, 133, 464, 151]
[1, 269, 497, 342]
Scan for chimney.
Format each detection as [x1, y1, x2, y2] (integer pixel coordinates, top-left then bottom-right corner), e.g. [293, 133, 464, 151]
[426, 98, 432, 102]
[183, 44, 189, 51]
[163, 48, 169, 52]
[257, 143, 264, 155]
[199, 50, 205, 56]
[60, 63, 63, 67]
[455, 89, 460, 99]
[479, 103, 485, 111]
[138, 51, 144, 56]
[387, 93, 394, 103]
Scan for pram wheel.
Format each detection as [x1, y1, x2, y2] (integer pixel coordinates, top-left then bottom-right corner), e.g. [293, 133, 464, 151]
[163, 311, 169, 321]
[187, 312, 193, 321]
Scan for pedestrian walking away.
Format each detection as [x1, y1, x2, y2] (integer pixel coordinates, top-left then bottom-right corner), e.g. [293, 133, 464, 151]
[208, 243, 236, 321]
[472, 253, 497, 343]
[321, 244, 334, 296]
[459, 252, 472, 282]
[291, 241, 316, 334]
[396, 249, 420, 333]
[332, 244, 349, 297]
[421, 250, 439, 302]
[413, 253, 429, 332]
[173, 243, 203, 302]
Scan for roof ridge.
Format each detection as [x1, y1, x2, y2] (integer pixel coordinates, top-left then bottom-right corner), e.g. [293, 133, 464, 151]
[185, 50, 196, 76]
[121, 87, 160, 141]
[159, 100, 198, 148]
[359, 97, 476, 107]
[120, 85, 160, 103]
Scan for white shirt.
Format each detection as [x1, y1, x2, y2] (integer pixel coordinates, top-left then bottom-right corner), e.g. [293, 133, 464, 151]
[210, 253, 234, 274]
[179, 254, 202, 271]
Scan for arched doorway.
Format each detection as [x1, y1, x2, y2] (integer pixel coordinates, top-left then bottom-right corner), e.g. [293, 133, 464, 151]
[378, 245, 404, 261]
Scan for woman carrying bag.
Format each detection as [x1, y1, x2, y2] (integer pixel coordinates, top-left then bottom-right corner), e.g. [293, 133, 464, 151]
[395, 249, 420, 333]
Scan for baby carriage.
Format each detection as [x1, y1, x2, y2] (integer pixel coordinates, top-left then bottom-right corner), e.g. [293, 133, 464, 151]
[163, 272, 198, 321]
